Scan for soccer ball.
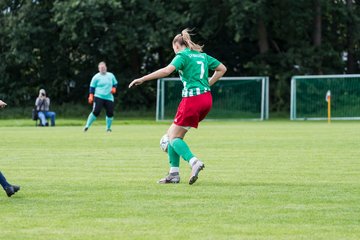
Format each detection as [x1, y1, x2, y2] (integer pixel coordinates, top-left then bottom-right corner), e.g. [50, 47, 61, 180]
[160, 134, 169, 153]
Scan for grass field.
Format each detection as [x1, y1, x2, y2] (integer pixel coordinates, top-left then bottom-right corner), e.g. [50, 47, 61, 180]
[0, 120, 359, 239]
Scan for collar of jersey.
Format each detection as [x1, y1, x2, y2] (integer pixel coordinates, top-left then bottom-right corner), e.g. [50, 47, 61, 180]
[177, 48, 190, 54]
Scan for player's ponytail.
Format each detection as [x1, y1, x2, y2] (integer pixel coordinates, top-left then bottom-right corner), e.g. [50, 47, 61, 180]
[173, 28, 203, 52]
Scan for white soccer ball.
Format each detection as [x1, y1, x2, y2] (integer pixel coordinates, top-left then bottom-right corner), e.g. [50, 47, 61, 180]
[160, 134, 169, 153]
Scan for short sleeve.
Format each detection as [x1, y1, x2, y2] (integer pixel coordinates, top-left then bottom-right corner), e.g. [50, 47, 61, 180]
[170, 54, 186, 71]
[111, 73, 118, 86]
[90, 75, 97, 88]
[207, 54, 221, 70]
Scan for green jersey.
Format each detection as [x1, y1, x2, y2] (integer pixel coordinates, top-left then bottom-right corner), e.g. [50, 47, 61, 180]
[90, 72, 118, 101]
[170, 48, 221, 97]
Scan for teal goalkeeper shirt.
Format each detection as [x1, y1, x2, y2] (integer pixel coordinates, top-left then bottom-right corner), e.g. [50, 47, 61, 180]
[90, 72, 118, 101]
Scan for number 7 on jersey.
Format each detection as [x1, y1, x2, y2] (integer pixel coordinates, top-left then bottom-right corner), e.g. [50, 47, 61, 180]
[197, 61, 205, 80]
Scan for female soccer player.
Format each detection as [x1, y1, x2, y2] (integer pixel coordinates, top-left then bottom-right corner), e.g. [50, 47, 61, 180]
[129, 29, 227, 185]
[0, 100, 20, 197]
[84, 61, 118, 132]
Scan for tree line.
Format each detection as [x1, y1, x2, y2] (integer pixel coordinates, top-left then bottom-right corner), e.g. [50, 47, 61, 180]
[0, 0, 359, 113]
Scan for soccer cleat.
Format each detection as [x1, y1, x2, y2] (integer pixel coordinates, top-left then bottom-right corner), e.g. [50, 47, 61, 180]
[106, 129, 112, 132]
[158, 172, 180, 184]
[5, 185, 20, 197]
[189, 159, 205, 185]
[83, 127, 88, 132]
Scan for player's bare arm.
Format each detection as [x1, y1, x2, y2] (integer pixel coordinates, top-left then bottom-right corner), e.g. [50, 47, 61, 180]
[129, 65, 176, 88]
[208, 63, 227, 87]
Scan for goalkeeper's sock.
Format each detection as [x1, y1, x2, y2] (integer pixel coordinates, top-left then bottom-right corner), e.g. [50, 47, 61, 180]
[85, 113, 97, 128]
[0, 172, 10, 189]
[170, 138, 195, 162]
[168, 144, 180, 167]
[106, 116, 113, 130]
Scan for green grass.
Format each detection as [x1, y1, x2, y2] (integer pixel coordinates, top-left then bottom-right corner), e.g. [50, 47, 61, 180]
[0, 120, 359, 239]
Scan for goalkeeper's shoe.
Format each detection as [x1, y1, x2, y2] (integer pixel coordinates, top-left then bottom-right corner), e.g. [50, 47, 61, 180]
[189, 159, 205, 185]
[5, 185, 20, 197]
[158, 172, 180, 184]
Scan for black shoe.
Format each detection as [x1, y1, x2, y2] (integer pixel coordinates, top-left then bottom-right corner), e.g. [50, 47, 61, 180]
[83, 127, 88, 132]
[107, 129, 112, 132]
[5, 185, 20, 197]
[45, 123, 49, 126]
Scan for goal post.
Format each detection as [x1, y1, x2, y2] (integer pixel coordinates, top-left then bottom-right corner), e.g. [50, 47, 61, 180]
[290, 74, 360, 120]
[156, 76, 269, 121]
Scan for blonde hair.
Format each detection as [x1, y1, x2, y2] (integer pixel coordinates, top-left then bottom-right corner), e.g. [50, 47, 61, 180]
[173, 28, 203, 52]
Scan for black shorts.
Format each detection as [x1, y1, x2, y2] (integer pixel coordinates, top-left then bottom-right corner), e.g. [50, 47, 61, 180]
[92, 97, 114, 117]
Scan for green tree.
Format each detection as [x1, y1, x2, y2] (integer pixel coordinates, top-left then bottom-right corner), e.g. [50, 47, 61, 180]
[0, 0, 359, 114]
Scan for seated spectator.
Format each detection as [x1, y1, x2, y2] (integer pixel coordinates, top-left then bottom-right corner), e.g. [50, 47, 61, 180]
[35, 89, 56, 126]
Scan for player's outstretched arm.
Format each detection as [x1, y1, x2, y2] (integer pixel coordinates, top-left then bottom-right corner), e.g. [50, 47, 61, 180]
[208, 63, 227, 87]
[0, 100, 7, 108]
[129, 65, 176, 88]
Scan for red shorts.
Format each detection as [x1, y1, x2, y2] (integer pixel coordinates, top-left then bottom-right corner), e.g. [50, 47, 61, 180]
[174, 92, 212, 128]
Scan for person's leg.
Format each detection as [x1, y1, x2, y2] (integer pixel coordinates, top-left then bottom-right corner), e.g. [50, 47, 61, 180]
[158, 124, 188, 184]
[158, 143, 181, 184]
[170, 126, 205, 185]
[171, 93, 212, 184]
[167, 96, 197, 164]
[84, 97, 103, 131]
[104, 100, 114, 132]
[45, 111, 56, 126]
[85, 113, 97, 130]
[0, 171, 10, 189]
[159, 93, 210, 184]
[0, 171, 20, 197]
[105, 116, 112, 131]
[37, 112, 47, 126]
[168, 124, 194, 163]
[168, 144, 180, 170]
[168, 125, 205, 185]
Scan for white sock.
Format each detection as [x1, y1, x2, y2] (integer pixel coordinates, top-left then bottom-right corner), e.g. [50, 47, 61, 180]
[169, 167, 179, 174]
[189, 157, 198, 167]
